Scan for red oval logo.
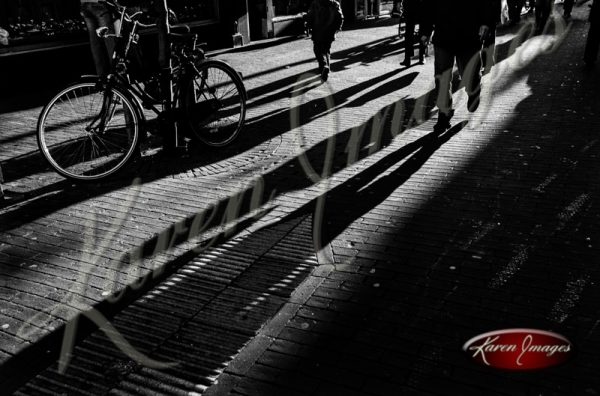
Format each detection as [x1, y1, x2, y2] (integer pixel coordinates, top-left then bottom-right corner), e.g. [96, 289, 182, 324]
[463, 329, 573, 371]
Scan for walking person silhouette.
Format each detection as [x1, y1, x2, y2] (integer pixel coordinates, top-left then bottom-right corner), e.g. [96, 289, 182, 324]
[420, 0, 497, 133]
[305, 0, 344, 81]
[401, 0, 428, 66]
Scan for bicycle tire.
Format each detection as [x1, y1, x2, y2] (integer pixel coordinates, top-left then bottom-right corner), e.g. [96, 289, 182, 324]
[184, 59, 247, 147]
[38, 81, 141, 182]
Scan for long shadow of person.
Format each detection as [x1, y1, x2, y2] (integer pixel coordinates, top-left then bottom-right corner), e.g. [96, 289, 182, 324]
[272, 122, 468, 250]
[0, 71, 420, 232]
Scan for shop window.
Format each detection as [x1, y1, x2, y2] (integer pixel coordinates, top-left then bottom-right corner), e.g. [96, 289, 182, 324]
[0, 0, 85, 48]
[170, 0, 219, 24]
[273, 0, 310, 16]
[379, 0, 394, 14]
[0, 0, 220, 50]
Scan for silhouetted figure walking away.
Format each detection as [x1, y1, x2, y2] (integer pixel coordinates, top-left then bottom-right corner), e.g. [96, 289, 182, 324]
[421, 0, 497, 133]
[585, 0, 600, 66]
[305, 0, 344, 81]
[401, 0, 428, 66]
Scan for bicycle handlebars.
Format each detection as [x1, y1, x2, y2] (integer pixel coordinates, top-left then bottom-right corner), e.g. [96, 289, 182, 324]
[99, 0, 157, 28]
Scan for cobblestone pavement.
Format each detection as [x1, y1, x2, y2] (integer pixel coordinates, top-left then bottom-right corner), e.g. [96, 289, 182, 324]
[2, 3, 600, 395]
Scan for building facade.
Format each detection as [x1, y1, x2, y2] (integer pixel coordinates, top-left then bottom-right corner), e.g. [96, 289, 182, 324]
[0, 0, 397, 54]
[251, 0, 396, 40]
[0, 0, 395, 103]
[0, 0, 249, 55]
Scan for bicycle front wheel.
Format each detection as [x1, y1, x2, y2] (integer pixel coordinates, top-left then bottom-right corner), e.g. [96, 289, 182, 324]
[38, 81, 140, 182]
[185, 60, 247, 147]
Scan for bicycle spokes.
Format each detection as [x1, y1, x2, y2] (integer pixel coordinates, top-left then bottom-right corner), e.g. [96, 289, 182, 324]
[185, 61, 246, 146]
[38, 82, 140, 181]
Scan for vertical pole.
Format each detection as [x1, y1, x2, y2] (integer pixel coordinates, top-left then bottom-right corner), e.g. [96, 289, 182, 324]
[156, 0, 179, 148]
[0, 163, 4, 199]
[266, 0, 275, 38]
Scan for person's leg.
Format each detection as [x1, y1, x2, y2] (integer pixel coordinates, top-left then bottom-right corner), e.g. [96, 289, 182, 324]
[534, 0, 544, 29]
[398, 16, 403, 38]
[403, 17, 416, 65]
[433, 45, 456, 130]
[324, 41, 332, 70]
[151, 0, 170, 70]
[81, 3, 110, 77]
[95, 4, 116, 62]
[456, 46, 483, 112]
[418, 35, 427, 64]
[313, 41, 325, 72]
[481, 28, 497, 75]
[563, 0, 574, 17]
[149, 0, 179, 150]
[319, 40, 332, 81]
[527, 0, 535, 14]
[537, 0, 552, 31]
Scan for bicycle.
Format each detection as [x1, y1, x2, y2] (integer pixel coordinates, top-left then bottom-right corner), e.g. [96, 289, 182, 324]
[37, 0, 247, 182]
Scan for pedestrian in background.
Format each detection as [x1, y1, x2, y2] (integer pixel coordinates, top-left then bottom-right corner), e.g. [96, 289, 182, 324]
[482, 0, 503, 75]
[421, 0, 497, 133]
[585, 0, 600, 66]
[401, 0, 428, 66]
[80, 0, 116, 77]
[305, 0, 344, 81]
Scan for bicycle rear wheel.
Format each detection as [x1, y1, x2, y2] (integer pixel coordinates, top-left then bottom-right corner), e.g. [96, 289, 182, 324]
[185, 60, 247, 147]
[38, 81, 140, 182]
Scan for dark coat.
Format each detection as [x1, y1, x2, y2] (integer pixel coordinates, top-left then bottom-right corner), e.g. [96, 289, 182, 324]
[421, 0, 498, 50]
[403, 0, 426, 22]
[305, 0, 344, 43]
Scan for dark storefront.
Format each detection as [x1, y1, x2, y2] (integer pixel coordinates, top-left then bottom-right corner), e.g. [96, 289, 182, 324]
[250, 0, 396, 40]
[351, 0, 395, 19]
[0, 0, 249, 107]
[0, 0, 245, 55]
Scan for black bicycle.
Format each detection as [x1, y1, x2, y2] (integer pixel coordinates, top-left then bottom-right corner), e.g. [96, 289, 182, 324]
[37, 0, 247, 182]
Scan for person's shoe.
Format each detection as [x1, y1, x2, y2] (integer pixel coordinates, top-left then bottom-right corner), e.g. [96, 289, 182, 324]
[418, 55, 426, 65]
[467, 89, 481, 113]
[321, 66, 330, 82]
[433, 111, 453, 133]
[401, 58, 411, 67]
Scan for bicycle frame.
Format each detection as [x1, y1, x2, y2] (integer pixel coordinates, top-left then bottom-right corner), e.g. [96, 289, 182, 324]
[94, 0, 247, 149]
[99, 0, 194, 147]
